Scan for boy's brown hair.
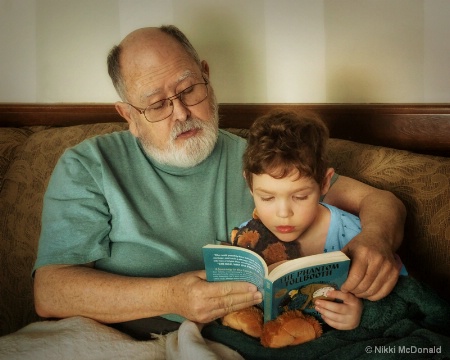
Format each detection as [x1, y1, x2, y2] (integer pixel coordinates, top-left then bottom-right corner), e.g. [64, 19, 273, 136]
[243, 110, 329, 189]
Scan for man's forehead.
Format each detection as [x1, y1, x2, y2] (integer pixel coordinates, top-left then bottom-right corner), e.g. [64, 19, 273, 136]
[126, 58, 201, 104]
[120, 27, 163, 47]
[120, 33, 199, 101]
[140, 70, 198, 99]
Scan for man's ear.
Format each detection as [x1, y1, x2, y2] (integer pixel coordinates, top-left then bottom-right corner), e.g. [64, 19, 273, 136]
[115, 102, 138, 136]
[201, 60, 210, 78]
[321, 168, 335, 196]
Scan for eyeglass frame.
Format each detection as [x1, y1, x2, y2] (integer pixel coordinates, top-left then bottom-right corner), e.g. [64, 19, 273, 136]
[123, 76, 209, 123]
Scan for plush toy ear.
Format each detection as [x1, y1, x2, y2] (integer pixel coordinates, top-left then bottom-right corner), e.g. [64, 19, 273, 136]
[230, 228, 239, 244]
[235, 229, 261, 249]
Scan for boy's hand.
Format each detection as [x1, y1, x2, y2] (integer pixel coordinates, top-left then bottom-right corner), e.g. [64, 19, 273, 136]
[314, 289, 362, 330]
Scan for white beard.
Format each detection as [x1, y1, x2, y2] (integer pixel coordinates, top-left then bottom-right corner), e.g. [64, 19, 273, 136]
[139, 100, 219, 168]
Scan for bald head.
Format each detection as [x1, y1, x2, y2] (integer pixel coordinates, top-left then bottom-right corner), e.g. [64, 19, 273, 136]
[107, 25, 201, 101]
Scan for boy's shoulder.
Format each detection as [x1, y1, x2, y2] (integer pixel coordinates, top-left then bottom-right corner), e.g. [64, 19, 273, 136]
[322, 203, 361, 230]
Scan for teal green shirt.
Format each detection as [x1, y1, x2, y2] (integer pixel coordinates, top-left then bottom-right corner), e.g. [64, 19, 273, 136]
[34, 130, 254, 278]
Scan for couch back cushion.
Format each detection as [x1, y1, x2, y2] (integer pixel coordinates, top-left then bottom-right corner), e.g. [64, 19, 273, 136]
[327, 138, 450, 301]
[0, 128, 34, 187]
[0, 123, 128, 335]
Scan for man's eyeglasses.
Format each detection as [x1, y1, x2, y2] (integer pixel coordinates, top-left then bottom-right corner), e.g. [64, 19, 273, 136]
[125, 77, 209, 123]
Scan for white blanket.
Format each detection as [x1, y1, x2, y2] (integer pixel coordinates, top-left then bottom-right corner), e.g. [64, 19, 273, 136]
[166, 321, 244, 360]
[0, 317, 243, 360]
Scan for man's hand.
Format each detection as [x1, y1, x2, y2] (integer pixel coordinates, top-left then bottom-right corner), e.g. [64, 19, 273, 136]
[323, 175, 406, 301]
[340, 232, 402, 301]
[168, 270, 262, 323]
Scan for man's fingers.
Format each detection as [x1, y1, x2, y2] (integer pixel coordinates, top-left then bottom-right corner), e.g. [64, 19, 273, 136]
[340, 258, 368, 293]
[355, 265, 399, 300]
[343, 255, 400, 300]
[197, 289, 262, 323]
[211, 282, 262, 310]
[341, 240, 401, 300]
[212, 280, 259, 297]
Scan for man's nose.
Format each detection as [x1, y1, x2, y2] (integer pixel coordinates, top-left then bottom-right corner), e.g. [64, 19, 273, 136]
[170, 97, 190, 122]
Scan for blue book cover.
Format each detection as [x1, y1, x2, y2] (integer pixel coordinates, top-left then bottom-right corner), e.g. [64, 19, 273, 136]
[203, 244, 350, 323]
[203, 244, 267, 295]
[263, 252, 350, 322]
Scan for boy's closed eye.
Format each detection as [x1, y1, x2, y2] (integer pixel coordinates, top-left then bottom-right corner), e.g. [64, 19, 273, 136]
[294, 195, 308, 201]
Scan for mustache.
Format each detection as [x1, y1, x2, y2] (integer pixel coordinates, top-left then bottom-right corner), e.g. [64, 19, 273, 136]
[171, 118, 203, 140]
[170, 92, 218, 141]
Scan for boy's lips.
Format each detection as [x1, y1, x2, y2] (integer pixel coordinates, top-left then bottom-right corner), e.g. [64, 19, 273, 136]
[276, 226, 295, 233]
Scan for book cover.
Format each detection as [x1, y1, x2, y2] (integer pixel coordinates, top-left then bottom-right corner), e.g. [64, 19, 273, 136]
[263, 251, 350, 322]
[203, 244, 350, 323]
[203, 244, 268, 294]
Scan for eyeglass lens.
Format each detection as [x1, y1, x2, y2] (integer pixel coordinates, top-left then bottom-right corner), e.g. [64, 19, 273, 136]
[145, 83, 208, 122]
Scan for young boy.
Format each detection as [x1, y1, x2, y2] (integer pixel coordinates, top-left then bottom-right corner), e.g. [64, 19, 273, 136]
[242, 109, 363, 330]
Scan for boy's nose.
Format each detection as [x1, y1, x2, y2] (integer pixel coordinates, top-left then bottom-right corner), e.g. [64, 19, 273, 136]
[277, 202, 293, 218]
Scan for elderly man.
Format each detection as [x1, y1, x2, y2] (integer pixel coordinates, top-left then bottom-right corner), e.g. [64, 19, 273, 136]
[33, 25, 405, 335]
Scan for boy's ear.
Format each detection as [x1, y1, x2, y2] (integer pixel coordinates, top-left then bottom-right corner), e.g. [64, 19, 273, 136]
[115, 102, 138, 137]
[243, 171, 253, 195]
[321, 168, 335, 196]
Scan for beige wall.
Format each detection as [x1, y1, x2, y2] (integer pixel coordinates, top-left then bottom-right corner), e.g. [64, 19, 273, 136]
[1, 0, 449, 103]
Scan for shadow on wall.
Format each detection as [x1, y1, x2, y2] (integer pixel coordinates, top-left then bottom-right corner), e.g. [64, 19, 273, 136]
[182, 8, 267, 103]
[327, 65, 381, 103]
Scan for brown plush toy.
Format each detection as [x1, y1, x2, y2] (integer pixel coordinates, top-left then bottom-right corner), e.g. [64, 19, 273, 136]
[222, 211, 323, 348]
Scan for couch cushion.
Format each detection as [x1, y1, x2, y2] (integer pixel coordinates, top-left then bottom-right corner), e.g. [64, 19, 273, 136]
[0, 128, 34, 188]
[0, 122, 128, 336]
[327, 138, 450, 301]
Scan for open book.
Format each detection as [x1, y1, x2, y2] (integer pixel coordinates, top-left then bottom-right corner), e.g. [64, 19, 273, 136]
[203, 244, 350, 322]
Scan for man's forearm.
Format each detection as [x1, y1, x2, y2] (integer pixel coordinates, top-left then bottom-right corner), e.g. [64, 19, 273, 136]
[34, 264, 262, 324]
[34, 264, 176, 323]
[357, 189, 406, 252]
[324, 175, 406, 299]
[324, 175, 406, 251]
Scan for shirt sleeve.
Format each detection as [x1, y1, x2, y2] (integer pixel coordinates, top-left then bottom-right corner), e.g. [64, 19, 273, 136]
[33, 147, 111, 273]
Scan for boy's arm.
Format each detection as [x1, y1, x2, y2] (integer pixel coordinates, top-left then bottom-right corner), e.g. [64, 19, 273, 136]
[323, 175, 406, 301]
[314, 290, 363, 330]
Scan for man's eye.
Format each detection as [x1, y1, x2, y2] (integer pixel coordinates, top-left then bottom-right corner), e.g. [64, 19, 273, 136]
[148, 100, 166, 110]
[181, 84, 195, 94]
[261, 197, 274, 202]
